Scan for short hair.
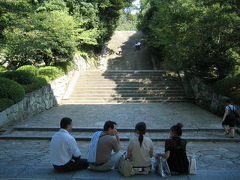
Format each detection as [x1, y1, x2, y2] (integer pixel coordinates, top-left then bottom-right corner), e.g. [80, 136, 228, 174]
[103, 121, 117, 131]
[60, 117, 72, 129]
[226, 99, 233, 104]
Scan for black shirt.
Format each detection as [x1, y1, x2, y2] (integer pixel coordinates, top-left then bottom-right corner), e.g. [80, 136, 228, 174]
[165, 137, 189, 174]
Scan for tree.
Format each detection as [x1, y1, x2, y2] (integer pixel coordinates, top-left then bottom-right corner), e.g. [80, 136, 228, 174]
[139, 0, 240, 81]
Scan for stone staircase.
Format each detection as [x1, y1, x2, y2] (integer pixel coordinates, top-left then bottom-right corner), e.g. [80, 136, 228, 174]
[62, 70, 191, 104]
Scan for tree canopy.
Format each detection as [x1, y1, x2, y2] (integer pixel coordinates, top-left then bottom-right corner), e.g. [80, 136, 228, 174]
[139, 0, 240, 81]
[0, 0, 132, 66]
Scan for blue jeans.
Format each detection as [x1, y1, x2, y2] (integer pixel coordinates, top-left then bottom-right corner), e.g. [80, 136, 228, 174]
[89, 152, 122, 171]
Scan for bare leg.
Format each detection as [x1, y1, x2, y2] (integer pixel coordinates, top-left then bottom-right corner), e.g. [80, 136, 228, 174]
[230, 128, 235, 138]
[223, 125, 229, 134]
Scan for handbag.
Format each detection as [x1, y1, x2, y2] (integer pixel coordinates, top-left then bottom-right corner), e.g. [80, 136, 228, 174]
[188, 154, 197, 175]
[118, 155, 135, 177]
[154, 157, 171, 177]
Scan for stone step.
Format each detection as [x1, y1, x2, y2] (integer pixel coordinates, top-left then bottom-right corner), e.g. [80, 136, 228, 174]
[80, 70, 179, 75]
[76, 80, 182, 86]
[78, 77, 181, 81]
[1, 128, 239, 142]
[13, 127, 224, 132]
[61, 98, 194, 104]
[74, 87, 184, 90]
[70, 93, 186, 98]
[71, 89, 186, 94]
[75, 83, 183, 87]
[67, 96, 188, 99]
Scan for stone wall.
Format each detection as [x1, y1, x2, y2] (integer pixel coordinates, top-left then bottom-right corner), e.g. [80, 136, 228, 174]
[0, 55, 87, 128]
[182, 72, 229, 115]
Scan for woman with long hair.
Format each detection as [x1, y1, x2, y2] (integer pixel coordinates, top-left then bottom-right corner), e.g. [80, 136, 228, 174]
[156, 123, 189, 174]
[127, 122, 154, 174]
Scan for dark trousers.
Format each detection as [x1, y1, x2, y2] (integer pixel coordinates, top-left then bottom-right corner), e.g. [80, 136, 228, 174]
[53, 158, 89, 172]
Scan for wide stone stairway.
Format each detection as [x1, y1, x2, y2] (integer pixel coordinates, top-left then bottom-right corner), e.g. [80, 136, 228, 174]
[0, 31, 240, 179]
[62, 70, 191, 104]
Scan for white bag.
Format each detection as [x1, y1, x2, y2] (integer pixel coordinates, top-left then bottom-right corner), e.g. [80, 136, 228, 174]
[188, 154, 197, 175]
[154, 157, 171, 177]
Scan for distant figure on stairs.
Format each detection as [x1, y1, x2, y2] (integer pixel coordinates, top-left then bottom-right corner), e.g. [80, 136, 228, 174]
[50, 117, 89, 172]
[222, 100, 240, 138]
[88, 121, 122, 171]
[134, 41, 141, 50]
[117, 47, 122, 55]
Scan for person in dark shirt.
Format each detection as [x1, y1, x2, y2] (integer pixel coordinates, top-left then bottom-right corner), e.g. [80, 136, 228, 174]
[156, 123, 189, 174]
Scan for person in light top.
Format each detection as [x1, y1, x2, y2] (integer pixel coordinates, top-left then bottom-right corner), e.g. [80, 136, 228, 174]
[127, 122, 154, 174]
[50, 117, 88, 172]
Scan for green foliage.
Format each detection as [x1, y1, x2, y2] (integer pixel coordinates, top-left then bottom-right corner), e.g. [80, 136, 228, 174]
[22, 76, 48, 93]
[0, 77, 25, 103]
[116, 10, 138, 31]
[0, 98, 14, 112]
[54, 61, 75, 74]
[38, 66, 64, 81]
[1, 70, 35, 84]
[0, 0, 133, 67]
[0, 66, 6, 72]
[17, 65, 39, 76]
[3, 10, 78, 66]
[139, 0, 240, 81]
[214, 75, 240, 94]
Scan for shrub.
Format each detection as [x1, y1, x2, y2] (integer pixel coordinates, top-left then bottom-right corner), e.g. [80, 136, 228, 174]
[17, 65, 39, 76]
[23, 76, 48, 93]
[0, 77, 25, 103]
[0, 66, 6, 72]
[54, 61, 75, 74]
[38, 66, 64, 81]
[1, 70, 35, 84]
[214, 75, 240, 95]
[0, 98, 14, 112]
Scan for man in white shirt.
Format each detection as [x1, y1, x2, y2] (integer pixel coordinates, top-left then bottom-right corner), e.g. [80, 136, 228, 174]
[50, 117, 88, 172]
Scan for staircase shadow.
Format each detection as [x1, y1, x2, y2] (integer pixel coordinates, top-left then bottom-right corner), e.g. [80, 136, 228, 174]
[104, 31, 153, 70]
[101, 71, 185, 103]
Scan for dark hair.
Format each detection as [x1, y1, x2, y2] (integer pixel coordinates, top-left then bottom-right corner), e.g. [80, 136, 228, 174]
[104, 121, 117, 131]
[226, 99, 233, 104]
[60, 117, 72, 129]
[135, 122, 146, 147]
[170, 123, 183, 137]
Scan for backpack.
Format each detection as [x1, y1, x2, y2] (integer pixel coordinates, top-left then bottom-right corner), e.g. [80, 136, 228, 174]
[227, 106, 240, 120]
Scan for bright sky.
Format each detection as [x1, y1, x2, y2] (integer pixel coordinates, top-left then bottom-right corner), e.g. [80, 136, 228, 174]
[131, 0, 141, 14]
[132, 0, 141, 8]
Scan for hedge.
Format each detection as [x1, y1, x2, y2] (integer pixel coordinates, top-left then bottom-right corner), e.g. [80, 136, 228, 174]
[38, 66, 65, 81]
[0, 77, 25, 103]
[0, 98, 14, 112]
[17, 65, 39, 76]
[23, 76, 48, 93]
[214, 75, 240, 104]
[54, 61, 75, 74]
[1, 70, 35, 85]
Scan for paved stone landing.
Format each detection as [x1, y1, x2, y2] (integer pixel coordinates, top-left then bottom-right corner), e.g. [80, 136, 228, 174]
[11, 103, 221, 129]
[0, 140, 240, 179]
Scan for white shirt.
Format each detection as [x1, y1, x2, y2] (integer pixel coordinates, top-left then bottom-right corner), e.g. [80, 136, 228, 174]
[128, 135, 154, 167]
[50, 129, 81, 166]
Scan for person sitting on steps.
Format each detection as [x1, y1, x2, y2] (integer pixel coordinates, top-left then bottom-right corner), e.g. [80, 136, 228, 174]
[50, 117, 88, 172]
[88, 121, 122, 171]
[127, 122, 154, 175]
[155, 123, 189, 174]
[222, 100, 240, 138]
